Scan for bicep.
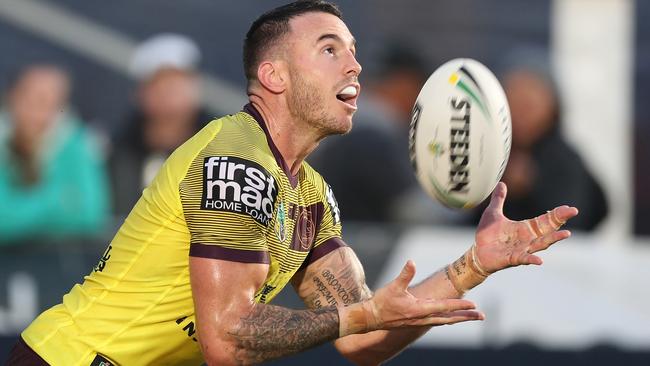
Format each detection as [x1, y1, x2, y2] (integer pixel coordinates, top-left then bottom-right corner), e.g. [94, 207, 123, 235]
[189, 257, 268, 349]
[291, 246, 372, 310]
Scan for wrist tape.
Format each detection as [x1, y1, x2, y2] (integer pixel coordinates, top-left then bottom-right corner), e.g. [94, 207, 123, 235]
[339, 300, 380, 337]
[447, 244, 490, 294]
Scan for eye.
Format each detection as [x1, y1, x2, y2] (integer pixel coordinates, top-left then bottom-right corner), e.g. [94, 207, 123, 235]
[324, 47, 335, 56]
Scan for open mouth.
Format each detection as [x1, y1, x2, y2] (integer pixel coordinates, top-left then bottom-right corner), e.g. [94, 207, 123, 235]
[336, 85, 359, 108]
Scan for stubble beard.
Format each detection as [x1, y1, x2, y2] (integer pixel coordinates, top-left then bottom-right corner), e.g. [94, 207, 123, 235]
[287, 70, 350, 138]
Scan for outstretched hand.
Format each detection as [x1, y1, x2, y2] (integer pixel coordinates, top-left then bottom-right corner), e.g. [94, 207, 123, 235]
[368, 260, 485, 329]
[339, 260, 484, 337]
[474, 182, 579, 273]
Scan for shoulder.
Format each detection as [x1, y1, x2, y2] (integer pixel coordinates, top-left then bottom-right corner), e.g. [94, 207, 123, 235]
[186, 114, 281, 192]
[168, 112, 265, 165]
[177, 112, 283, 216]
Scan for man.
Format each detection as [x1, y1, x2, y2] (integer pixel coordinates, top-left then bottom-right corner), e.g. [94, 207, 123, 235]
[0, 64, 109, 244]
[110, 34, 212, 216]
[8, 2, 578, 365]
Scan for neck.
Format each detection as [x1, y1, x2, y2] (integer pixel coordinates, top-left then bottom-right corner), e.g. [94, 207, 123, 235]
[249, 95, 321, 176]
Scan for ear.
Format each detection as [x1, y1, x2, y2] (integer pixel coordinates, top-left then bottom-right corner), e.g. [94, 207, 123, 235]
[257, 61, 286, 94]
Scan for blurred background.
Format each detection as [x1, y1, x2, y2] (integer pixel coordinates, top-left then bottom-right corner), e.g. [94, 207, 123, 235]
[0, 0, 649, 365]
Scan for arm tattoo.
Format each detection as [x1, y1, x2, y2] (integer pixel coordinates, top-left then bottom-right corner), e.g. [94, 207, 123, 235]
[450, 252, 468, 277]
[229, 304, 339, 365]
[304, 265, 372, 309]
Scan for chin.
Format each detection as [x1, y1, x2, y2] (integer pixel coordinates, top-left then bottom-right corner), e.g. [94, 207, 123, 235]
[332, 117, 353, 135]
[314, 113, 354, 137]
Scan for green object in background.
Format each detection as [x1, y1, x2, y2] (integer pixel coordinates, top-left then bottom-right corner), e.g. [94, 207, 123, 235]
[0, 112, 110, 244]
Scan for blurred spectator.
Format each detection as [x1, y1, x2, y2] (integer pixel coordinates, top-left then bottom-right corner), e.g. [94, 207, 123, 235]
[471, 49, 608, 230]
[310, 42, 464, 224]
[364, 42, 430, 125]
[110, 34, 212, 216]
[0, 64, 110, 244]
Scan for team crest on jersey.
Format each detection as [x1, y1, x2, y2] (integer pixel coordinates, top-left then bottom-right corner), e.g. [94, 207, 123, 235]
[288, 205, 316, 251]
[275, 201, 287, 242]
[201, 156, 277, 226]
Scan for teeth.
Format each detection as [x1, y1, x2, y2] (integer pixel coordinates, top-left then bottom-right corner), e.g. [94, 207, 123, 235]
[338, 85, 357, 98]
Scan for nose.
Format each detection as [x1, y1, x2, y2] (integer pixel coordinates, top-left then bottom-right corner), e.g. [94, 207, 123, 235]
[346, 52, 362, 77]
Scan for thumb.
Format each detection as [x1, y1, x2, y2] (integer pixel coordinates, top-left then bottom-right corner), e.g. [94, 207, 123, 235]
[393, 260, 416, 290]
[486, 182, 507, 215]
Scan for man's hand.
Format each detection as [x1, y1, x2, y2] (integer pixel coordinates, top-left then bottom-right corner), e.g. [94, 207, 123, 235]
[475, 182, 579, 273]
[339, 260, 484, 337]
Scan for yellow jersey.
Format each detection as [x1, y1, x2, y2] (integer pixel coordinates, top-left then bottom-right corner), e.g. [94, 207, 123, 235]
[21, 104, 344, 366]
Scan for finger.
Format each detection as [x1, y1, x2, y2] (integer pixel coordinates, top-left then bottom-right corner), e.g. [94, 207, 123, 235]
[525, 216, 544, 238]
[436, 310, 486, 321]
[412, 310, 485, 326]
[556, 205, 579, 224]
[393, 260, 416, 290]
[528, 230, 571, 254]
[415, 298, 476, 316]
[486, 182, 507, 215]
[528, 206, 580, 237]
[438, 310, 486, 322]
[520, 253, 543, 266]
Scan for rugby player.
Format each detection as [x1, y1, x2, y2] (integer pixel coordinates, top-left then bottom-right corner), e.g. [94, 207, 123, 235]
[7, 1, 578, 365]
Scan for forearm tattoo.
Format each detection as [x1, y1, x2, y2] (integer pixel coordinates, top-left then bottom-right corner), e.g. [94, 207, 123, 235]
[304, 265, 371, 309]
[446, 248, 488, 294]
[229, 304, 339, 365]
[450, 252, 468, 277]
[305, 267, 365, 308]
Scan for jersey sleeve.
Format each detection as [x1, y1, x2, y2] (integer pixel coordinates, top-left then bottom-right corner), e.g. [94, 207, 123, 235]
[302, 183, 347, 267]
[180, 153, 279, 264]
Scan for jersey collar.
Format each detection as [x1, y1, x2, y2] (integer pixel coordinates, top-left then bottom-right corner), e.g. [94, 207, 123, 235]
[243, 103, 299, 189]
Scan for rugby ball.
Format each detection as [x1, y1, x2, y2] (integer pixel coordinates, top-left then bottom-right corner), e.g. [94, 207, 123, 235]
[408, 58, 511, 209]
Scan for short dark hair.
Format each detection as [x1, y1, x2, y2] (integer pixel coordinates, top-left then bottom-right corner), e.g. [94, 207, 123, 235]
[243, 1, 343, 84]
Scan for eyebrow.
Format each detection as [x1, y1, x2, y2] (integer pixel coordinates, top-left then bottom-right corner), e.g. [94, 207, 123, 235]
[316, 33, 357, 48]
